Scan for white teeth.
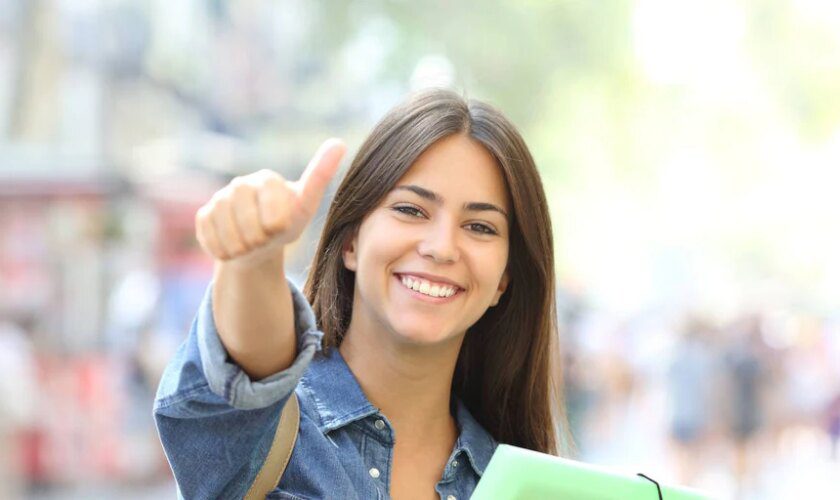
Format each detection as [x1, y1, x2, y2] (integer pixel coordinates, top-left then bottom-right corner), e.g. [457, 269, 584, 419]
[399, 275, 457, 298]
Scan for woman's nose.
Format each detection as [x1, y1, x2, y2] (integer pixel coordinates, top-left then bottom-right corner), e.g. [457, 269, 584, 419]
[417, 218, 460, 264]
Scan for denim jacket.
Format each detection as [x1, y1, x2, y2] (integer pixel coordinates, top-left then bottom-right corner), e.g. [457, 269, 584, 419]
[154, 279, 497, 499]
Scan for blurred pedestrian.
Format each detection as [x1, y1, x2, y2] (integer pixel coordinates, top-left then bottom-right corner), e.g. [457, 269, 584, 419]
[825, 392, 840, 460]
[0, 316, 37, 499]
[667, 316, 718, 485]
[722, 315, 769, 497]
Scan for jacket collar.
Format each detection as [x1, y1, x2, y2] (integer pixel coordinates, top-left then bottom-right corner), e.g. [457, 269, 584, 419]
[301, 347, 497, 476]
[451, 396, 497, 476]
[300, 347, 379, 432]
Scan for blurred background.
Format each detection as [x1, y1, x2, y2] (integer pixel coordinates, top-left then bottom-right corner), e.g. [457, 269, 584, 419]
[0, 0, 838, 498]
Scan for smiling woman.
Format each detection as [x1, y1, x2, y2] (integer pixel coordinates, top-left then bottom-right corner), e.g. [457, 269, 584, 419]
[340, 133, 511, 354]
[154, 88, 573, 499]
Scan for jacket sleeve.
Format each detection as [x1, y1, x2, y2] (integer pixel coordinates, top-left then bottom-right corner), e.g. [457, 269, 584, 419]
[153, 277, 322, 499]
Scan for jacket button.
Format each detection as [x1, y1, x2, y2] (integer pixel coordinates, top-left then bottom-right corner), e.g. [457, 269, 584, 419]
[447, 496, 457, 500]
[369, 467, 381, 479]
[374, 419, 386, 430]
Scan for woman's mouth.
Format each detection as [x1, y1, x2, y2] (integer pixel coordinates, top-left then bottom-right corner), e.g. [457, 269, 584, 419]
[393, 273, 464, 303]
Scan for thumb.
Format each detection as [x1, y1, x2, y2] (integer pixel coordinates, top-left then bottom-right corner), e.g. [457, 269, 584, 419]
[294, 138, 347, 213]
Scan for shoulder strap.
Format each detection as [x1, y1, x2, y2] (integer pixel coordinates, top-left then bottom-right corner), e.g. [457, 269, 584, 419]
[245, 393, 301, 499]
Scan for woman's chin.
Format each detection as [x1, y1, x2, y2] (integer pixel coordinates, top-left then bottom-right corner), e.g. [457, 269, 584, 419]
[391, 325, 459, 347]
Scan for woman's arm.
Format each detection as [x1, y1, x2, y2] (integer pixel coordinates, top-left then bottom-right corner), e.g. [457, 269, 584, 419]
[195, 138, 346, 379]
[152, 139, 345, 497]
[154, 276, 322, 498]
[212, 254, 295, 380]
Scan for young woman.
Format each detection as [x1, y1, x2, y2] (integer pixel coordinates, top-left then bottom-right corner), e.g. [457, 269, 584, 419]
[154, 88, 572, 499]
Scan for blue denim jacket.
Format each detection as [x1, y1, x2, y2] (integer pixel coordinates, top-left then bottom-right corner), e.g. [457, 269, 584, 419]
[154, 279, 497, 499]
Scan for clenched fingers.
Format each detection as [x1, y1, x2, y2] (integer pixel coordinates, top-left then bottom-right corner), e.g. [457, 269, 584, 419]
[195, 204, 228, 260]
[229, 179, 269, 249]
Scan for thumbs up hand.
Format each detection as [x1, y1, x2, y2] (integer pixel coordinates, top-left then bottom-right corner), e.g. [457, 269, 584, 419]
[195, 138, 347, 267]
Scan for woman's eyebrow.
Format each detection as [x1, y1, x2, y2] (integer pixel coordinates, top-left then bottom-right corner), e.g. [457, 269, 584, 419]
[392, 184, 509, 218]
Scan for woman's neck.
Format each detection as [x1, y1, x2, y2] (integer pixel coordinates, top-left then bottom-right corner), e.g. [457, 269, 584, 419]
[338, 322, 462, 443]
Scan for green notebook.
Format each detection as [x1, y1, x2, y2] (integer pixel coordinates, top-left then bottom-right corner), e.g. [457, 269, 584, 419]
[471, 445, 713, 499]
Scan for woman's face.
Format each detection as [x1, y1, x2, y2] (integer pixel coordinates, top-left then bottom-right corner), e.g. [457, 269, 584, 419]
[343, 133, 510, 347]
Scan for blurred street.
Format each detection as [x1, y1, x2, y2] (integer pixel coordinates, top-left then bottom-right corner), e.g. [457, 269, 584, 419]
[1, 1, 839, 499]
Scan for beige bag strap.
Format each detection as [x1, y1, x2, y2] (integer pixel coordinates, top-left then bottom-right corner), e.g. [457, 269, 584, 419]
[244, 393, 301, 500]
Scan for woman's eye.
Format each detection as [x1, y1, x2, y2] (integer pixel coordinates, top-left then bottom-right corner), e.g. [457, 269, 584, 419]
[393, 206, 497, 235]
[393, 206, 424, 218]
[468, 223, 497, 235]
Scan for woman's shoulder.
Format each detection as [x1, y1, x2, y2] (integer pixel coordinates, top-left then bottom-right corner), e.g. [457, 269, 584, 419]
[294, 347, 380, 430]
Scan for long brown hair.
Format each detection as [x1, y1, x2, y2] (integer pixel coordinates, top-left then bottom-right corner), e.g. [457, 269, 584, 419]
[303, 88, 573, 456]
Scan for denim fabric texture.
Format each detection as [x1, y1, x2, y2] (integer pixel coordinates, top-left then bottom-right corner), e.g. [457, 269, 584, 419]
[154, 278, 497, 499]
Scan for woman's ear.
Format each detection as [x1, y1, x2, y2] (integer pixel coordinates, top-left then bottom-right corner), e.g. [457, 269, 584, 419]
[342, 232, 358, 271]
[490, 270, 510, 307]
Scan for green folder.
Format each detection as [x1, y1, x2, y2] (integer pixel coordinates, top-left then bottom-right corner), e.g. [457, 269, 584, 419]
[471, 445, 713, 499]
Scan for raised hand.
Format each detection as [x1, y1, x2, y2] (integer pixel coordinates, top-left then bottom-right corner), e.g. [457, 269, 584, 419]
[195, 138, 347, 267]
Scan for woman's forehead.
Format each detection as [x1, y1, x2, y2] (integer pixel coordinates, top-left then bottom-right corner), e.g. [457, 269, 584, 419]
[392, 135, 509, 209]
